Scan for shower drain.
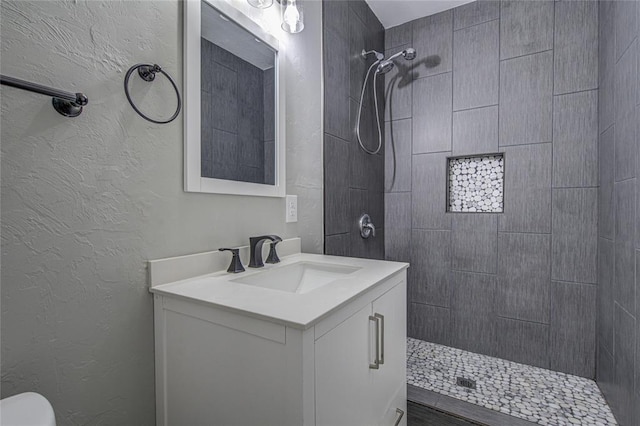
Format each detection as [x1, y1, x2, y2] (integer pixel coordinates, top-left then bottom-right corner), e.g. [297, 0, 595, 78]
[456, 377, 476, 390]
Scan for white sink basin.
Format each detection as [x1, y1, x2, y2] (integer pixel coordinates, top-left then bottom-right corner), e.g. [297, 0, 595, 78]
[230, 261, 361, 294]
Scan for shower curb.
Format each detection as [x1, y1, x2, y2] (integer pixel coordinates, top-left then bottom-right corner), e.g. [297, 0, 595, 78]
[408, 384, 538, 426]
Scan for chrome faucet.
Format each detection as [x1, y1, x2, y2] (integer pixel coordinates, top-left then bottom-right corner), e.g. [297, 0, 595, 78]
[249, 235, 282, 268]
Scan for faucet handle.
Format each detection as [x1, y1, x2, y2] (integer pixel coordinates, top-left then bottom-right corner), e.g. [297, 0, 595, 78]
[219, 248, 245, 273]
[266, 240, 281, 264]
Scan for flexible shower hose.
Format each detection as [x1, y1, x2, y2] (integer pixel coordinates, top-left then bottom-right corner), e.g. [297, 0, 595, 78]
[355, 61, 384, 155]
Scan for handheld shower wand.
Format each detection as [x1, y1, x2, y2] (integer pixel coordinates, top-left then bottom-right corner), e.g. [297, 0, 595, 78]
[356, 47, 417, 155]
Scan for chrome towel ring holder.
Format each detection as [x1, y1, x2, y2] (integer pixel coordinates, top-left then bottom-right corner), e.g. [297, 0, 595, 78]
[124, 63, 181, 124]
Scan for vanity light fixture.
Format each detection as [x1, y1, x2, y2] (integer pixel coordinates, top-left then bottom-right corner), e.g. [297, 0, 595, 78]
[247, 0, 273, 9]
[246, 0, 304, 34]
[280, 0, 304, 33]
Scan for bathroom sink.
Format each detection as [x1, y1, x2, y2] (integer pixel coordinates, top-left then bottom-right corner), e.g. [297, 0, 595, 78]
[230, 261, 361, 294]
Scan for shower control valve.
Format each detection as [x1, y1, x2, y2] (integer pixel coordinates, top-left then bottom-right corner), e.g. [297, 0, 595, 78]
[359, 214, 376, 239]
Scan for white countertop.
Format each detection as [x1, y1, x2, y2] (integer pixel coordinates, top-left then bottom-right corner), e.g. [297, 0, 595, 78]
[149, 253, 408, 329]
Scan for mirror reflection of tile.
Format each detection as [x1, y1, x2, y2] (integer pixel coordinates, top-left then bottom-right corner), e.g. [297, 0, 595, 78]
[200, 38, 276, 185]
[448, 154, 504, 213]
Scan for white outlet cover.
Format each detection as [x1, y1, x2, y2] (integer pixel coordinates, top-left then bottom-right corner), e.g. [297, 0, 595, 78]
[285, 195, 298, 223]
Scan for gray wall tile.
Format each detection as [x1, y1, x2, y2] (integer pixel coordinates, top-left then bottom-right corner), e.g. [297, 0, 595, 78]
[495, 318, 549, 369]
[599, 126, 615, 240]
[615, 241, 636, 318]
[453, 20, 499, 111]
[613, 303, 636, 425]
[385, 192, 411, 262]
[598, 1, 615, 132]
[452, 106, 499, 156]
[599, 74, 615, 135]
[497, 233, 551, 324]
[384, 44, 413, 122]
[210, 61, 238, 133]
[323, 0, 349, 40]
[499, 143, 552, 234]
[324, 29, 351, 141]
[453, 1, 499, 31]
[324, 134, 350, 235]
[452, 214, 498, 274]
[551, 188, 598, 284]
[549, 282, 596, 378]
[211, 128, 238, 164]
[595, 5, 640, 409]
[614, 40, 638, 181]
[412, 73, 452, 154]
[637, 252, 640, 396]
[500, 0, 554, 60]
[412, 10, 453, 79]
[412, 153, 451, 230]
[598, 238, 614, 354]
[385, 119, 412, 192]
[552, 90, 598, 188]
[614, 179, 637, 317]
[637, 109, 640, 250]
[348, 0, 371, 32]
[450, 271, 496, 356]
[408, 303, 451, 345]
[349, 8, 368, 101]
[614, 0, 637, 61]
[499, 51, 553, 146]
[410, 229, 451, 307]
[553, 0, 598, 95]
[385, 22, 412, 50]
[325, 233, 350, 257]
[324, 0, 385, 264]
[596, 343, 615, 399]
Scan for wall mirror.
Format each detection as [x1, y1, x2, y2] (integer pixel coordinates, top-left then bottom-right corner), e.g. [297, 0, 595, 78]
[184, 0, 286, 197]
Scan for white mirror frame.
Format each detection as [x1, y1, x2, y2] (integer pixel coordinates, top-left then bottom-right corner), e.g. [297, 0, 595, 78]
[184, 0, 286, 197]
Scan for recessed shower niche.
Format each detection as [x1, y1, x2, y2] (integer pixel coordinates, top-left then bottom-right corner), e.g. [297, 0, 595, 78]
[447, 154, 504, 213]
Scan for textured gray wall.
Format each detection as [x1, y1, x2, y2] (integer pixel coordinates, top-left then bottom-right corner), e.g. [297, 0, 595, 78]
[596, 1, 640, 424]
[0, 0, 323, 424]
[323, 0, 385, 260]
[385, 0, 600, 379]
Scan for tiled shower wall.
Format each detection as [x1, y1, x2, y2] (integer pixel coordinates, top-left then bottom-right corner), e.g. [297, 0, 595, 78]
[596, 1, 639, 424]
[323, 0, 385, 259]
[384, 0, 599, 378]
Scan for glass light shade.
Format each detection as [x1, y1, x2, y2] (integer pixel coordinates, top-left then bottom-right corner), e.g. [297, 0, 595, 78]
[281, 0, 304, 33]
[248, 0, 273, 9]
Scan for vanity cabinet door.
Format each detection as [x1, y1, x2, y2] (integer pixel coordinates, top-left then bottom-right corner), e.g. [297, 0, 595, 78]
[314, 279, 407, 426]
[315, 304, 376, 426]
[371, 282, 407, 426]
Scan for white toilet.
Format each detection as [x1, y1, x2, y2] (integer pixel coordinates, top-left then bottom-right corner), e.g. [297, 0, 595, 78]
[0, 392, 56, 426]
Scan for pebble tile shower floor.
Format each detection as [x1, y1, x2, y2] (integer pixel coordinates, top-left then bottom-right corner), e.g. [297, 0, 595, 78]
[407, 338, 618, 425]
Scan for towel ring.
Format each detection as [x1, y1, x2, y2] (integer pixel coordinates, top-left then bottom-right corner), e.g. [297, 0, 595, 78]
[124, 63, 182, 124]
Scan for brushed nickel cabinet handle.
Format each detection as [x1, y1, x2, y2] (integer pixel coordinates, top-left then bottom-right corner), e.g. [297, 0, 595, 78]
[394, 408, 405, 426]
[369, 315, 380, 369]
[375, 313, 385, 365]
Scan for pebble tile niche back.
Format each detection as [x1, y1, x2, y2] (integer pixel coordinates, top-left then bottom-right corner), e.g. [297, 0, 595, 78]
[447, 154, 504, 213]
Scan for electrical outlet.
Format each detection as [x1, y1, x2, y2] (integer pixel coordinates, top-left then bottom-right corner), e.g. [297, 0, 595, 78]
[285, 195, 298, 223]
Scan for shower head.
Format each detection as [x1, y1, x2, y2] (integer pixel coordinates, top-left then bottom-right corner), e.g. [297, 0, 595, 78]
[385, 47, 418, 63]
[376, 60, 395, 74]
[403, 48, 416, 60]
[375, 47, 416, 74]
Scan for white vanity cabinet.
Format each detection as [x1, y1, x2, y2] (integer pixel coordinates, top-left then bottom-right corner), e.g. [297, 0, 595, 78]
[153, 268, 407, 426]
